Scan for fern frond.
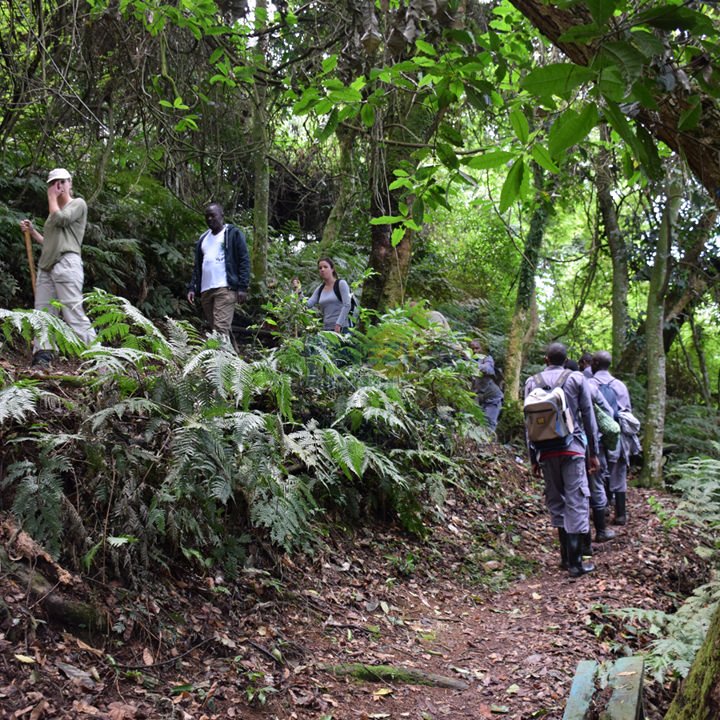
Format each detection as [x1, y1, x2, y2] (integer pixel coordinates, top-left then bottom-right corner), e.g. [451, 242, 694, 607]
[321, 427, 368, 479]
[339, 385, 415, 436]
[84, 397, 166, 433]
[0, 382, 63, 424]
[80, 345, 170, 380]
[0, 308, 85, 355]
[86, 289, 173, 357]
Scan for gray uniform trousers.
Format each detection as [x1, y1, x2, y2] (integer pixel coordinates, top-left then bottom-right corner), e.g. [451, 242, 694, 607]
[539, 452, 591, 535]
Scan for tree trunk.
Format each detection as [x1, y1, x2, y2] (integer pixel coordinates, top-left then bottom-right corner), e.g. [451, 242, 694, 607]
[504, 163, 548, 404]
[664, 602, 720, 720]
[595, 125, 629, 363]
[362, 99, 433, 311]
[321, 125, 357, 249]
[250, 0, 270, 298]
[689, 313, 713, 408]
[639, 170, 682, 488]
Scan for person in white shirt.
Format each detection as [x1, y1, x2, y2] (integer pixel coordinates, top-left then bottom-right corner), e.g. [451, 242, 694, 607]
[187, 203, 250, 337]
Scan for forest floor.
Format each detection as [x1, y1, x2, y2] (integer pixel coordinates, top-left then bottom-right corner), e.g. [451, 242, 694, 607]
[0, 444, 708, 720]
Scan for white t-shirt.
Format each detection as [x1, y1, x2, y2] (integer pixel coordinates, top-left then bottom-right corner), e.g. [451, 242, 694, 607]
[200, 227, 227, 292]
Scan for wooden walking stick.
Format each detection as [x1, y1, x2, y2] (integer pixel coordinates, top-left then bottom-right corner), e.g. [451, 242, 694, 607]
[23, 226, 36, 293]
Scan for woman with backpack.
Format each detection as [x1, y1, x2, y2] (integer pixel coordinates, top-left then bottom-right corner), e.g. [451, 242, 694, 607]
[305, 257, 353, 333]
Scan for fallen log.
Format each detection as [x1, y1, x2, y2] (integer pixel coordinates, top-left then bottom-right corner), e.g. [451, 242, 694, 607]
[0, 546, 107, 633]
[320, 662, 469, 690]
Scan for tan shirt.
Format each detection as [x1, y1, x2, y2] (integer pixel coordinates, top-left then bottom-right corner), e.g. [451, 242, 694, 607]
[38, 197, 87, 271]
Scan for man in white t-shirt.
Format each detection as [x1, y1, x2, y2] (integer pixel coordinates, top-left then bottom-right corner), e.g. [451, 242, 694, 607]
[187, 203, 250, 337]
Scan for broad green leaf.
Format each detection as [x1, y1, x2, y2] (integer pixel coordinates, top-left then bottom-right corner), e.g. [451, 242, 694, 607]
[322, 55, 338, 73]
[531, 144, 560, 174]
[438, 123, 465, 147]
[412, 197, 425, 226]
[635, 124, 663, 180]
[390, 227, 405, 247]
[598, 42, 647, 83]
[416, 38, 437, 56]
[558, 23, 603, 44]
[370, 215, 404, 225]
[585, 0, 619, 25]
[602, 101, 661, 178]
[635, 6, 714, 34]
[629, 79, 659, 110]
[678, 98, 701, 131]
[293, 88, 319, 115]
[629, 29, 666, 58]
[520, 63, 594, 99]
[463, 151, 515, 170]
[598, 66, 627, 103]
[509, 108, 530, 144]
[314, 98, 334, 115]
[388, 177, 413, 191]
[548, 104, 599, 158]
[328, 87, 362, 103]
[437, 142, 460, 169]
[317, 110, 339, 142]
[361, 103, 375, 128]
[499, 158, 525, 212]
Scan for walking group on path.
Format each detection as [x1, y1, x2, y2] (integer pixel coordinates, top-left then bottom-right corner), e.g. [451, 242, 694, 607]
[524, 342, 639, 579]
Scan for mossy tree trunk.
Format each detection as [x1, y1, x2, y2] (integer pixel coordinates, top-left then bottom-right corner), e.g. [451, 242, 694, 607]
[362, 96, 434, 312]
[250, 0, 269, 298]
[639, 170, 682, 488]
[664, 602, 720, 720]
[504, 163, 549, 404]
[320, 125, 356, 250]
[595, 125, 629, 365]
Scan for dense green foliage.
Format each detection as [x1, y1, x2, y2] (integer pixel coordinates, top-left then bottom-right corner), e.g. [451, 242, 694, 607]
[0, 292, 488, 582]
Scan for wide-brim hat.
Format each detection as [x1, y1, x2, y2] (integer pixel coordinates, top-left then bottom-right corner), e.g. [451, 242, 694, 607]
[47, 168, 72, 183]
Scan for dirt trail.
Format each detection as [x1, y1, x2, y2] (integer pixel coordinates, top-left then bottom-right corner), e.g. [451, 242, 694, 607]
[0, 464, 706, 720]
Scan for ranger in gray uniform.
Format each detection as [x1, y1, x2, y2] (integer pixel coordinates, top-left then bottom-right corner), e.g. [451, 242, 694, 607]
[589, 350, 634, 525]
[524, 342, 601, 578]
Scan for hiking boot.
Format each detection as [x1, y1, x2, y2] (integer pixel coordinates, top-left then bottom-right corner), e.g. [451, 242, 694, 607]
[31, 350, 54, 367]
[558, 528, 568, 570]
[582, 530, 593, 557]
[566, 532, 595, 578]
[613, 492, 627, 525]
[593, 507, 617, 542]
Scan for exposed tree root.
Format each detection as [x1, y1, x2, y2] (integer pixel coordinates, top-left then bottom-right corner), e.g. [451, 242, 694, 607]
[0, 545, 106, 634]
[320, 662, 469, 690]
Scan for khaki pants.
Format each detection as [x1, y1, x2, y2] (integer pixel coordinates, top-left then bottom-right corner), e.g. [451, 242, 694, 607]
[35, 253, 96, 349]
[200, 287, 237, 335]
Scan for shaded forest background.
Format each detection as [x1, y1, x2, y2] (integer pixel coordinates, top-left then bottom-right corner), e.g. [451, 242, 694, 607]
[1, 0, 720, 716]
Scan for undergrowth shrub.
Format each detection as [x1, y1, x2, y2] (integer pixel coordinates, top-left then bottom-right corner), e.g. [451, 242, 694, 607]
[617, 454, 720, 682]
[0, 291, 490, 585]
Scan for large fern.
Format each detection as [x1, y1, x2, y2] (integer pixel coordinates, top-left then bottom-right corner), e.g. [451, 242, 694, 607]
[2, 448, 70, 558]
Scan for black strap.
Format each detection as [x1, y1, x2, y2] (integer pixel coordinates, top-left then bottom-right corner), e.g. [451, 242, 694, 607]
[315, 279, 344, 303]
